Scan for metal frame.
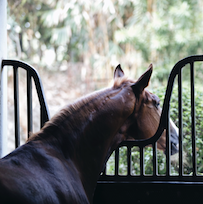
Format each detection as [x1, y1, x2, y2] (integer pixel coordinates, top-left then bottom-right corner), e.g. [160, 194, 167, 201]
[98, 55, 203, 182]
[1, 59, 50, 148]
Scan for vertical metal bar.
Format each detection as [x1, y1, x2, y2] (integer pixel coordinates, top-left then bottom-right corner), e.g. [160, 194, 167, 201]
[153, 142, 157, 176]
[140, 146, 144, 176]
[27, 71, 33, 138]
[40, 107, 44, 128]
[115, 148, 119, 176]
[127, 146, 131, 176]
[13, 66, 20, 148]
[40, 106, 47, 128]
[178, 69, 183, 176]
[166, 116, 171, 176]
[103, 166, 106, 176]
[33, 75, 49, 127]
[190, 62, 196, 176]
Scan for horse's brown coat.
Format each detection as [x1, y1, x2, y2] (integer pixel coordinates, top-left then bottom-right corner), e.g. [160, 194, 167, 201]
[0, 64, 178, 204]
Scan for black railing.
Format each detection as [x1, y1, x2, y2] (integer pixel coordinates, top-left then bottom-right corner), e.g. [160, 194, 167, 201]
[2, 60, 50, 148]
[98, 55, 203, 182]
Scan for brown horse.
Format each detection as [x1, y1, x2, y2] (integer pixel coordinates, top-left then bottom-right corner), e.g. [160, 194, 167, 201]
[0, 64, 178, 204]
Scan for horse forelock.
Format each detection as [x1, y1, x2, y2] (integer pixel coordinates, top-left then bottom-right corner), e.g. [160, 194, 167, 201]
[113, 76, 135, 89]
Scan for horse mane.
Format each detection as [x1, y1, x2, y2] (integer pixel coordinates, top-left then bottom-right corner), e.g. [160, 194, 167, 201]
[28, 76, 134, 142]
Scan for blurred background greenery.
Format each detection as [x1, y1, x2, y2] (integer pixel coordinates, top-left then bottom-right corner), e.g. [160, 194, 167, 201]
[7, 0, 203, 85]
[7, 0, 203, 175]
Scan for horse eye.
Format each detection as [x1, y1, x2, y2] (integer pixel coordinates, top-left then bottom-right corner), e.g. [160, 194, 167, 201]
[154, 100, 160, 108]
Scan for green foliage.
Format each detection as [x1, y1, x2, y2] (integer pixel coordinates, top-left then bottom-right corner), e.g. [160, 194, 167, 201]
[7, 0, 203, 79]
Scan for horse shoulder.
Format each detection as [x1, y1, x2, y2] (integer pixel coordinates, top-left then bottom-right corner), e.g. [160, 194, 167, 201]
[0, 142, 89, 204]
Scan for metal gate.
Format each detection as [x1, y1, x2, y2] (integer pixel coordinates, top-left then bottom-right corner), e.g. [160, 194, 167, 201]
[1, 59, 50, 149]
[1, 56, 203, 203]
[94, 55, 203, 203]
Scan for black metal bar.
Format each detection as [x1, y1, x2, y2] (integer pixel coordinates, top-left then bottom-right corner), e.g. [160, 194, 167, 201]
[178, 69, 183, 176]
[140, 147, 144, 176]
[127, 146, 131, 175]
[13, 66, 20, 148]
[27, 70, 33, 137]
[115, 148, 119, 176]
[40, 106, 47, 128]
[103, 166, 106, 176]
[166, 116, 171, 176]
[153, 142, 157, 176]
[190, 62, 196, 176]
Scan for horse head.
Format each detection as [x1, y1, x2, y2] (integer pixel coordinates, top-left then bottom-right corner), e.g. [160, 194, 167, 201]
[113, 64, 179, 155]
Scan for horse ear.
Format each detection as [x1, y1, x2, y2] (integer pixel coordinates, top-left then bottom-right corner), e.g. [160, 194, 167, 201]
[131, 64, 153, 94]
[114, 64, 124, 79]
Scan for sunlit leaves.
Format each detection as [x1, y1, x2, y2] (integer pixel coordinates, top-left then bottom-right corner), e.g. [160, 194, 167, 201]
[51, 27, 72, 45]
[8, 0, 203, 75]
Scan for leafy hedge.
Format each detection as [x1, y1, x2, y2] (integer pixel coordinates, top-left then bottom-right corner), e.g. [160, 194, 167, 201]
[106, 83, 203, 175]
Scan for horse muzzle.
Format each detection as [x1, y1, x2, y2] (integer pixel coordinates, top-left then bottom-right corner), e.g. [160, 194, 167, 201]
[170, 119, 179, 155]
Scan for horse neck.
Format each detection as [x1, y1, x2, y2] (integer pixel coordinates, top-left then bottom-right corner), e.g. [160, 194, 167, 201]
[35, 85, 136, 202]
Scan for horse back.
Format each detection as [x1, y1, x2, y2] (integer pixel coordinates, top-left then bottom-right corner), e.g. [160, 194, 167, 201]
[0, 142, 89, 204]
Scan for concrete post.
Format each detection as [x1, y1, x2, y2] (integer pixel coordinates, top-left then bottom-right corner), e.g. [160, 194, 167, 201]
[0, 0, 7, 158]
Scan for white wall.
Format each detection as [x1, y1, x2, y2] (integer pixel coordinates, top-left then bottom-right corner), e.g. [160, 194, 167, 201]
[0, 0, 7, 157]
